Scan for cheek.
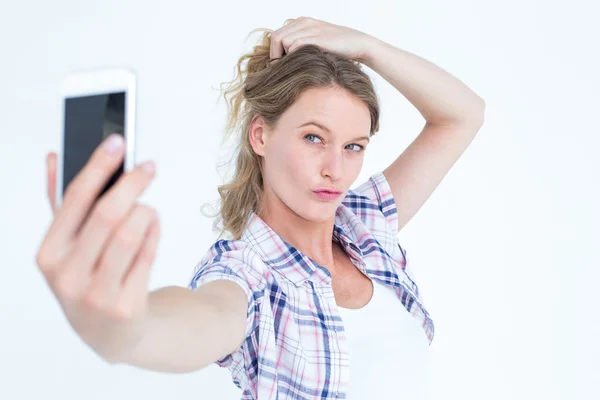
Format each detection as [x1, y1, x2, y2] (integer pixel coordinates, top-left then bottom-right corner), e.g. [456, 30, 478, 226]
[275, 144, 308, 178]
[351, 157, 365, 176]
[265, 143, 310, 193]
[287, 150, 310, 177]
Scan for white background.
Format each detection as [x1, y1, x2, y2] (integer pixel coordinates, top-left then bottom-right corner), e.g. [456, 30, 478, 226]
[1, 1, 598, 399]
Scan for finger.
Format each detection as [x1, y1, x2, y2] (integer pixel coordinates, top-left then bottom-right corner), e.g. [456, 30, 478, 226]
[270, 18, 301, 60]
[90, 204, 157, 302]
[47, 152, 57, 214]
[47, 134, 126, 248]
[288, 35, 318, 55]
[62, 161, 156, 289]
[280, 30, 314, 55]
[120, 216, 160, 307]
[36, 152, 61, 276]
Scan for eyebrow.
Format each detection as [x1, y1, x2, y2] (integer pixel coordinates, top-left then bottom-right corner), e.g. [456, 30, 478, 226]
[297, 121, 370, 142]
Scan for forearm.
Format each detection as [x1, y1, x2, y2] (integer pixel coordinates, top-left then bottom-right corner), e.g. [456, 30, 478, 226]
[361, 36, 485, 125]
[112, 285, 245, 373]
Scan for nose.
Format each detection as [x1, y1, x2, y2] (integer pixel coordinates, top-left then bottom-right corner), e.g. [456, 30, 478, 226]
[321, 148, 344, 181]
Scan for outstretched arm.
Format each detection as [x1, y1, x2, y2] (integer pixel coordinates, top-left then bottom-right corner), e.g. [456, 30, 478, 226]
[113, 280, 248, 374]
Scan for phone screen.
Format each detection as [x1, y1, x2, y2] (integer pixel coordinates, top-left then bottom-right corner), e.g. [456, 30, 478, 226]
[62, 91, 126, 199]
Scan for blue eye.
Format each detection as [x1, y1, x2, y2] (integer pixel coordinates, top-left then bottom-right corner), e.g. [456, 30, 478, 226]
[304, 134, 365, 152]
[347, 143, 364, 152]
[304, 134, 321, 144]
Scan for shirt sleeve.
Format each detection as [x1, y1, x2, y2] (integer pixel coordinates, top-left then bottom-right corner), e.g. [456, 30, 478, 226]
[187, 241, 265, 366]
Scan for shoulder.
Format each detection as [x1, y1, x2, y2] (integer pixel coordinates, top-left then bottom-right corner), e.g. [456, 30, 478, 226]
[342, 171, 399, 236]
[344, 173, 425, 308]
[188, 239, 269, 355]
[188, 239, 267, 296]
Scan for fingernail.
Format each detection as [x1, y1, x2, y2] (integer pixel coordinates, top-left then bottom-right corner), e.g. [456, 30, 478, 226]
[141, 161, 155, 174]
[103, 134, 124, 153]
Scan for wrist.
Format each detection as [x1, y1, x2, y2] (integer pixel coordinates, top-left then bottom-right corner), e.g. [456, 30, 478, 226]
[100, 309, 150, 365]
[358, 35, 384, 67]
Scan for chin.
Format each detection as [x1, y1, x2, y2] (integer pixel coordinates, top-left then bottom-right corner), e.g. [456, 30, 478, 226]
[302, 201, 339, 222]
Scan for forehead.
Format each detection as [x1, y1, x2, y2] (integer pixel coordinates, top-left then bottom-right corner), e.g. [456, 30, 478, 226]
[281, 87, 371, 134]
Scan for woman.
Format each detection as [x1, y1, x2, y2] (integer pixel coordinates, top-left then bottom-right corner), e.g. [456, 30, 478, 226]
[37, 17, 485, 400]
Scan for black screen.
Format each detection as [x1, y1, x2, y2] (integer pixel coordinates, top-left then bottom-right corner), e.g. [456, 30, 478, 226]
[62, 91, 126, 200]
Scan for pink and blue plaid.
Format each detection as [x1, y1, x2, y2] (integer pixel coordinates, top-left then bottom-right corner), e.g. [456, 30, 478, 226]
[189, 171, 435, 399]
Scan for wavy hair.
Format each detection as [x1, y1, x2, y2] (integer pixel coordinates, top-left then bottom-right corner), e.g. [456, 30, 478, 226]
[202, 20, 381, 241]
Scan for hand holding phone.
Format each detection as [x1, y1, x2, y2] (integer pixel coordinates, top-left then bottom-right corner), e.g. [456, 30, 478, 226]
[56, 68, 137, 208]
[38, 136, 159, 362]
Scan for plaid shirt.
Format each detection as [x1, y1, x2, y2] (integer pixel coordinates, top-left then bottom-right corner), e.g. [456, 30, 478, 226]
[188, 171, 435, 399]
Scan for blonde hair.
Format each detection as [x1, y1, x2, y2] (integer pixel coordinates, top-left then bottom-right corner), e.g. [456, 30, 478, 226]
[202, 21, 381, 241]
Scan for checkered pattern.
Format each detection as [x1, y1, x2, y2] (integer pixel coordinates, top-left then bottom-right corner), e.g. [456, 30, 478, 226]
[188, 171, 435, 399]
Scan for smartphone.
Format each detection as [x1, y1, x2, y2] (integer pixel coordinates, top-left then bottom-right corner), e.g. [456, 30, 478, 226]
[56, 67, 137, 208]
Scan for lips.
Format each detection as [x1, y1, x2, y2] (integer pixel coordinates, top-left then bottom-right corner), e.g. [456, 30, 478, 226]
[312, 189, 342, 200]
[313, 189, 342, 195]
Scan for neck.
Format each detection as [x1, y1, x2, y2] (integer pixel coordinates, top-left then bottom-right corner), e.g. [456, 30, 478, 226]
[258, 201, 337, 270]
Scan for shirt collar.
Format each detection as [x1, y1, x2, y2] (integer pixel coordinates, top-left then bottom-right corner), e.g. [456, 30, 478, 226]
[240, 204, 364, 287]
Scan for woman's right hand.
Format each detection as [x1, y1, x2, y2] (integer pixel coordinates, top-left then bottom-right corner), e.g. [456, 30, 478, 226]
[35, 134, 161, 362]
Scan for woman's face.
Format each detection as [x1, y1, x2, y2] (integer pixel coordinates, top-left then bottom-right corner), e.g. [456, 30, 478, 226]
[250, 86, 372, 223]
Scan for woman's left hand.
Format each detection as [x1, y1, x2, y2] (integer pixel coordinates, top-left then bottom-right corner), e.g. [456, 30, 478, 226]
[269, 17, 375, 63]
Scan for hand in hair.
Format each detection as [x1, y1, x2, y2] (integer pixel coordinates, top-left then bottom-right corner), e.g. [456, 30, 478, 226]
[269, 16, 375, 64]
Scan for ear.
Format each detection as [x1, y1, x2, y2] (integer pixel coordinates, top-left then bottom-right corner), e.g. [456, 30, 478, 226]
[248, 114, 270, 157]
